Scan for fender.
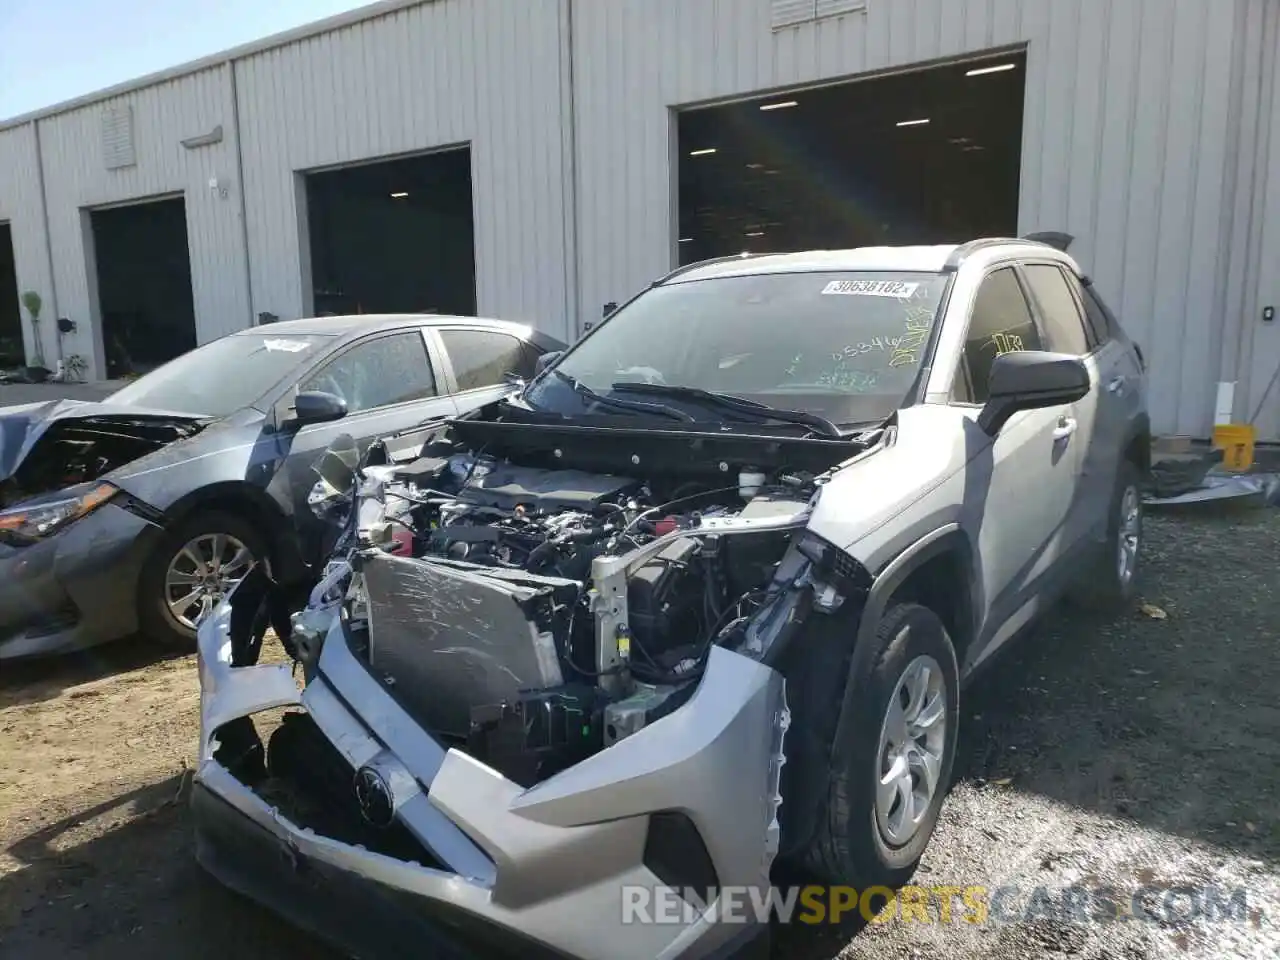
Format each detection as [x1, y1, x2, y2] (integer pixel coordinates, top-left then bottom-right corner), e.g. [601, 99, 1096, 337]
[828, 523, 980, 768]
[1123, 412, 1152, 473]
[159, 480, 306, 583]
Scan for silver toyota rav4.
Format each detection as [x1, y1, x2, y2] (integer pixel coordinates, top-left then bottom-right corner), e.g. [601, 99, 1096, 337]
[192, 238, 1149, 960]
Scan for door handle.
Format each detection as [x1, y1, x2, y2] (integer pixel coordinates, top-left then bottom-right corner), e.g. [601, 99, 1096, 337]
[1107, 376, 1127, 396]
[1052, 415, 1077, 441]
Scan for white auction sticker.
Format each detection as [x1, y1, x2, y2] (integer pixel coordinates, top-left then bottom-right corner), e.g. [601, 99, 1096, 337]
[262, 338, 311, 353]
[821, 279, 920, 298]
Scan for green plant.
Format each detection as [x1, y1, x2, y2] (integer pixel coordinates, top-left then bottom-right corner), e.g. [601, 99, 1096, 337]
[20, 290, 45, 367]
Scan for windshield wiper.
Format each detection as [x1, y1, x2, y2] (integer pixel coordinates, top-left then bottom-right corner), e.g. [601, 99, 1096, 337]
[610, 382, 844, 438]
[551, 370, 693, 422]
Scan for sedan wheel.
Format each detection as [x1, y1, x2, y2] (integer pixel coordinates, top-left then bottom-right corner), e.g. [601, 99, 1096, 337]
[139, 510, 270, 646]
[163, 532, 255, 630]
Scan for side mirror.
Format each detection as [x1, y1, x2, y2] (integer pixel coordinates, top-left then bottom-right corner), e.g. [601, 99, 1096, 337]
[977, 351, 1090, 436]
[534, 350, 563, 376]
[291, 390, 348, 428]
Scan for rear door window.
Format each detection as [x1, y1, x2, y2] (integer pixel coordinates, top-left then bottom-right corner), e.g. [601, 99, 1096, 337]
[440, 329, 534, 391]
[1022, 264, 1091, 355]
[1081, 285, 1117, 345]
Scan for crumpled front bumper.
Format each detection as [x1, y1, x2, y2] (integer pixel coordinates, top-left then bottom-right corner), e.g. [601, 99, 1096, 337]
[193, 596, 788, 960]
[0, 502, 156, 660]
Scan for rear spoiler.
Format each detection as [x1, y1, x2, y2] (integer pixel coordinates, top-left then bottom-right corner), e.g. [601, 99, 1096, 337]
[1022, 231, 1074, 252]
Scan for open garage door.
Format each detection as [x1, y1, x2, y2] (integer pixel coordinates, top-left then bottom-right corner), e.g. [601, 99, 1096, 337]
[305, 148, 476, 317]
[0, 224, 21, 367]
[91, 197, 198, 378]
[676, 54, 1026, 264]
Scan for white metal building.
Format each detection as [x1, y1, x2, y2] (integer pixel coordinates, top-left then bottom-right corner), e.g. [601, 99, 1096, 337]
[0, 0, 1277, 440]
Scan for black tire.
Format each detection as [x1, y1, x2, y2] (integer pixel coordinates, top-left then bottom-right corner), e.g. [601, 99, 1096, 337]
[137, 510, 270, 647]
[1069, 458, 1143, 612]
[783, 602, 959, 888]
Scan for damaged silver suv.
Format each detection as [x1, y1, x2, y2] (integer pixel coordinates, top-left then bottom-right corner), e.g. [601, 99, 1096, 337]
[193, 239, 1149, 960]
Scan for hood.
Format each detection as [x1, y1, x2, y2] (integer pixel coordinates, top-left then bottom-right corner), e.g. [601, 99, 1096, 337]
[0, 398, 212, 503]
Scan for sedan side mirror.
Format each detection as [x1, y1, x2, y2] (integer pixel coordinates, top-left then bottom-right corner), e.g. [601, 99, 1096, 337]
[978, 351, 1090, 436]
[534, 350, 563, 376]
[291, 390, 348, 428]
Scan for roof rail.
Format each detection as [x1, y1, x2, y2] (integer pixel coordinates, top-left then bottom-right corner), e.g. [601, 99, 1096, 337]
[943, 238, 1020, 270]
[656, 252, 763, 285]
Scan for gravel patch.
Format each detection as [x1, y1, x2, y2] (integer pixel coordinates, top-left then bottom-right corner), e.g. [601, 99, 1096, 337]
[1, 506, 1278, 959]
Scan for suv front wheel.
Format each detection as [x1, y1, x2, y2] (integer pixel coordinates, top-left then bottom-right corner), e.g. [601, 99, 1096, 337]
[786, 602, 960, 888]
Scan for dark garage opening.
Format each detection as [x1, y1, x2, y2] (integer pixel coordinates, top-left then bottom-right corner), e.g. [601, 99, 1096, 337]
[0, 224, 21, 367]
[677, 54, 1026, 264]
[91, 197, 198, 378]
[305, 148, 476, 317]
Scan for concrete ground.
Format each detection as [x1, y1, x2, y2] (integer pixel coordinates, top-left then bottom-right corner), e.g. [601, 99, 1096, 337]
[0, 508, 1277, 959]
[0, 380, 127, 405]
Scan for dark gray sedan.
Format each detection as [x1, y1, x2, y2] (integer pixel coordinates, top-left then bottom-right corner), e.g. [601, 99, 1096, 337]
[0, 314, 564, 658]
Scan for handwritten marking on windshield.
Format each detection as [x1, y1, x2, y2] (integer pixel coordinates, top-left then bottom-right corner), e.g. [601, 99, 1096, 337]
[817, 369, 881, 391]
[888, 308, 935, 368]
[831, 335, 902, 362]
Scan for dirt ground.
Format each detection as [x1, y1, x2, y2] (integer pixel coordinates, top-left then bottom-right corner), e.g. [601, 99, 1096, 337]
[1, 507, 1278, 959]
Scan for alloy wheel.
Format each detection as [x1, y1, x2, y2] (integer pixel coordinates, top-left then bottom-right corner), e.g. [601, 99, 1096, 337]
[875, 652, 948, 847]
[1117, 485, 1141, 587]
[163, 532, 254, 629]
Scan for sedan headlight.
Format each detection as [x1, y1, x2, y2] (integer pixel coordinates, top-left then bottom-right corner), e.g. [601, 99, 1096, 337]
[0, 482, 118, 543]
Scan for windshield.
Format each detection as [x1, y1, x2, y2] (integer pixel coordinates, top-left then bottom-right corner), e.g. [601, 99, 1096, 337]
[106, 332, 336, 417]
[524, 270, 950, 426]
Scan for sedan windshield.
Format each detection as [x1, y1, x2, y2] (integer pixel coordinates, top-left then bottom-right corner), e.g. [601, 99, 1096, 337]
[524, 270, 950, 426]
[106, 332, 336, 417]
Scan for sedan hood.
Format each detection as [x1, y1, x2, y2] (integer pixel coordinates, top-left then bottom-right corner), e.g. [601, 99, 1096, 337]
[0, 398, 211, 503]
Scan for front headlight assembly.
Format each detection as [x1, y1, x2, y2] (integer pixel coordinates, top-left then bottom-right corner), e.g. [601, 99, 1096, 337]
[0, 482, 118, 544]
[795, 530, 871, 593]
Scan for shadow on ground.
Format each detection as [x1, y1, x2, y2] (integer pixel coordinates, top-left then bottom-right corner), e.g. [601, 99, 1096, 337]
[0, 774, 337, 960]
[955, 508, 1280, 868]
[0, 636, 189, 711]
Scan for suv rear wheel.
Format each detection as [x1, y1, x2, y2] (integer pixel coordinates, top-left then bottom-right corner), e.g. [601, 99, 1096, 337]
[784, 601, 959, 887]
[1070, 459, 1143, 611]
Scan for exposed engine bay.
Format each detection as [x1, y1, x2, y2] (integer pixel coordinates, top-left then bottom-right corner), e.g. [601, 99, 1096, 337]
[0, 415, 205, 507]
[291, 416, 881, 788]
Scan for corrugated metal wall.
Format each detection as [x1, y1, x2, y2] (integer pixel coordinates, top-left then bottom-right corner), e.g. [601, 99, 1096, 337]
[0, 125, 54, 363]
[20, 66, 251, 375]
[233, 0, 574, 342]
[1229, 0, 1280, 441]
[1, 0, 1274, 436]
[569, 0, 1252, 438]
